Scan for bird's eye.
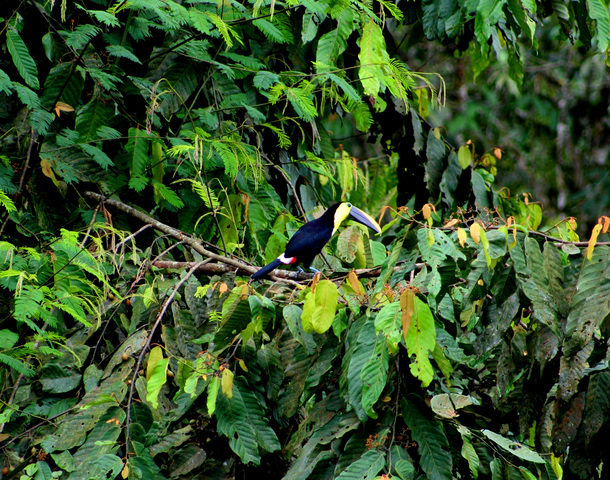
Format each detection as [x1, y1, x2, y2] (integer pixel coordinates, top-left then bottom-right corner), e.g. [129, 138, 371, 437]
[346, 203, 352, 208]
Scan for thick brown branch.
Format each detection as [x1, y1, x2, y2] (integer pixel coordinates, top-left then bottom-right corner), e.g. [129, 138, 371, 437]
[84, 191, 299, 283]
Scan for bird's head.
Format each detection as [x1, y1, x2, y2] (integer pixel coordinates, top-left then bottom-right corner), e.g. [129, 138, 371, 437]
[332, 202, 382, 235]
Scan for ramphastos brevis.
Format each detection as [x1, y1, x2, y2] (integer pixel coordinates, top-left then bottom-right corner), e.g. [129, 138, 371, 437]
[250, 202, 381, 281]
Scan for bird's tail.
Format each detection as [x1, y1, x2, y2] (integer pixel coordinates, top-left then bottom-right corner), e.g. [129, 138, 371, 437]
[250, 258, 283, 281]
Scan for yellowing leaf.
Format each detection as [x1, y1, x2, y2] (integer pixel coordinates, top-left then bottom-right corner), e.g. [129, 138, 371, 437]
[457, 227, 467, 247]
[404, 296, 436, 387]
[147, 346, 164, 380]
[145, 352, 169, 410]
[400, 288, 415, 340]
[493, 147, 502, 159]
[444, 218, 460, 228]
[55, 101, 74, 116]
[347, 271, 364, 296]
[601, 215, 610, 234]
[470, 222, 481, 244]
[301, 279, 339, 334]
[121, 464, 129, 479]
[337, 225, 362, 263]
[479, 228, 492, 266]
[238, 358, 248, 372]
[422, 203, 432, 219]
[221, 368, 234, 399]
[587, 223, 603, 261]
[415, 88, 429, 118]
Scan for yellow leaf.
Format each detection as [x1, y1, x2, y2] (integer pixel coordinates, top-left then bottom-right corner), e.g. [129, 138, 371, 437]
[444, 218, 460, 228]
[587, 223, 602, 261]
[601, 216, 610, 234]
[221, 369, 234, 398]
[238, 358, 248, 372]
[422, 203, 432, 220]
[121, 464, 129, 479]
[54, 101, 74, 116]
[400, 288, 415, 340]
[470, 222, 481, 244]
[457, 227, 467, 247]
[40, 158, 60, 186]
[347, 271, 364, 296]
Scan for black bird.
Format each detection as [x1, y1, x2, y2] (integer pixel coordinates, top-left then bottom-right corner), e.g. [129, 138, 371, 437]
[250, 202, 381, 281]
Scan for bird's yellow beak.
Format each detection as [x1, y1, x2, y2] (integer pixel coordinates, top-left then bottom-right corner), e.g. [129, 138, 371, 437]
[348, 206, 382, 234]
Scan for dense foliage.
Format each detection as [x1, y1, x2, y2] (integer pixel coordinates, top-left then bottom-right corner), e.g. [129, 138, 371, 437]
[1, 0, 610, 479]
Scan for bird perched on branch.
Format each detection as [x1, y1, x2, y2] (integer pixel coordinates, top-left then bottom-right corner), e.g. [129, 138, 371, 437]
[250, 202, 381, 281]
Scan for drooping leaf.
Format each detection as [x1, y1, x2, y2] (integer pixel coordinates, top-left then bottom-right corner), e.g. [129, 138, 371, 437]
[401, 395, 453, 480]
[360, 333, 389, 419]
[6, 29, 39, 89]
[215, 377, 280, 465]
[301, 280, 339, 334]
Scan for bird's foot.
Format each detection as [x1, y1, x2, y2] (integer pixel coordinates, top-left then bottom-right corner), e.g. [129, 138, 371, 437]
[309, 267, 320, 274]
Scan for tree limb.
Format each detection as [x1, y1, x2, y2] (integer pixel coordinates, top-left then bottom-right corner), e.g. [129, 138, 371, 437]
[84, 191, 300, 284]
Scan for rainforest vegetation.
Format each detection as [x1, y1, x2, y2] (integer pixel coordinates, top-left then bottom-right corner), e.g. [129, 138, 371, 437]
[1, 0, 610, 478]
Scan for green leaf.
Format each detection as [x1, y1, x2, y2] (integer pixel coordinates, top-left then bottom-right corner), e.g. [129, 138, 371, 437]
[75, 98, 115, 142]
[146, 347, 169, 409]
[316, 8, 355, 68]
[302, 280, 339, 334]
[481, 429, 546, 463]
[401, 395, 453, 480]
[404, 296, 436, 387]
[360, 334, 389, 419]
[344, 316, 376, 421]
[374, 302, 402, 354]
[422, 0, 458, 40]
[587, 0, 610, 52]
[565, 246, 610, 345]
[335, 449, 386, 479]
[358, 20, 386, 98]
[40, 364, 82, 393]
[106, 44, 142, 64]
[285, 85, 318, 121]
[215, 377, 280, 465]
[6, 29, 39, 89]
[0, 329, 19, 349]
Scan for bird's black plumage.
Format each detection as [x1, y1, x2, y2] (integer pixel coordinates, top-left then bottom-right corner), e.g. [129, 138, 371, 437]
[250, 202, 380, 281]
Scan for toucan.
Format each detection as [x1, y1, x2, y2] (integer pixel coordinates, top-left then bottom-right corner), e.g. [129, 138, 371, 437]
[250, 202, 381, 281]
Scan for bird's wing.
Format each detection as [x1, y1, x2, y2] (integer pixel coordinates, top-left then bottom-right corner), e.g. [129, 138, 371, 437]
[284, 219, 332, 264]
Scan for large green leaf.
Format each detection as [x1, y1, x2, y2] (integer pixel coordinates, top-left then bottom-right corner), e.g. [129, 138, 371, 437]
[346, 316, 376, 421]
[358, 20, 386, 98]
[404, 296, 436, 387]
[587, 0, 610, 52]
[75, 98, 116, 143]
[565, 246, 610, 347]
[6, 29, 39, 89]
[335, 449, 385, 479]
[360, 333, 389, 419]
[401, 395, 452, 480]
[302, 279, 339, 334]
[216, 377, 281, 465]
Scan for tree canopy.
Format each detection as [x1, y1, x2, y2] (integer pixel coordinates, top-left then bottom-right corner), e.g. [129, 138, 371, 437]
[1, 0, 610, 479]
